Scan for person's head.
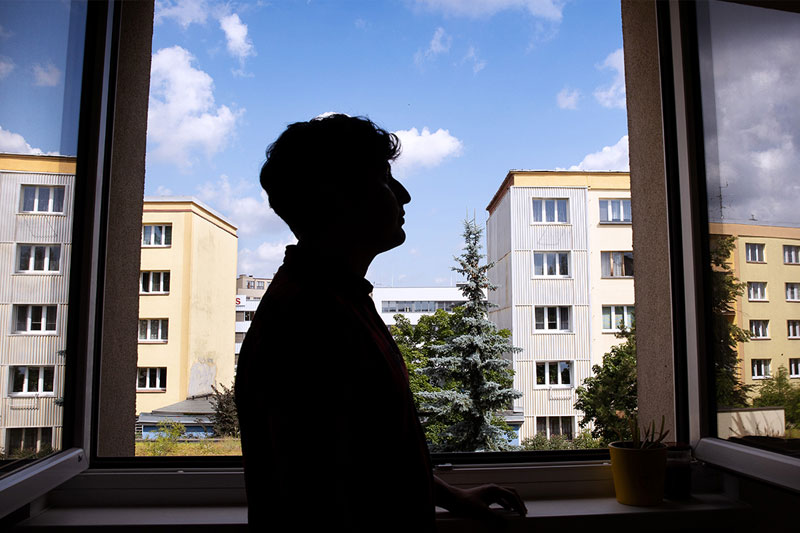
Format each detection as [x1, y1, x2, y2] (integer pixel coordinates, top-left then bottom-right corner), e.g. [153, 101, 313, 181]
[260, 114, 410, 253]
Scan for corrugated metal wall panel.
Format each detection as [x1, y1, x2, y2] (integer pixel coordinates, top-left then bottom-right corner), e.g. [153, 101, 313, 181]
[2, 397, 63, 427]
[2, 334, 66, 365]
[11, 271, 70, 304]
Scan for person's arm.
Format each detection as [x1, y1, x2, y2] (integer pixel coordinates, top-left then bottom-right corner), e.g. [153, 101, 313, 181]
[433, 475, 528, 524]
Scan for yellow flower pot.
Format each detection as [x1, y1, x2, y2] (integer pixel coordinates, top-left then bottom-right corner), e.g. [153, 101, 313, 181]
[609, 441, 667, 506]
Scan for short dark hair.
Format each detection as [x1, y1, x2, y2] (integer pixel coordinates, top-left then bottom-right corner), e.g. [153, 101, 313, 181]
[260, 114, 400, 238]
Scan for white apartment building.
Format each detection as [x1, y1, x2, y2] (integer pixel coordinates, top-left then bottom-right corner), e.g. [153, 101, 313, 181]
[486, 171, 633, 442]
[370, 286, 469, 326]
[1, 154, 76, 455]
[235, 274, 271, 365]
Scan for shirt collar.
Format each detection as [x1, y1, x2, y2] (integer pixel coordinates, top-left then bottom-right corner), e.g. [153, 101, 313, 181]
[281, 244, 374, 297]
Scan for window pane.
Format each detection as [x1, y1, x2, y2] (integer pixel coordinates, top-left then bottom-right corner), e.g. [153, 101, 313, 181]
[559, 253, 569, 276]
[536, 363, 545, 385]
[536, 418, 546, 435]
[34, 246, 45, 270]
[557, 199, 567, 222]
[12, 367, 25, 392]
[161, 319, 168, 340]
[30, 306, 43, 330]
[19, 245, 31, 271]
[549, 417, 560, 436]
[150, 321, 159, 340]
[560, 307, 569, 330]
[28, 367, 41, 392]
[138, 369, 147, 388]
[611, 200, 621, 221]
[163, 272, 170, 292]
[37, 187, 50, 212]
[600, 200, 608, 222]
[623, 252, 634, 276]
[546, 253, 556, 275]
[141, 272, 150, 292]
[534, 253, 543, 275]
[549, 363, 558, 385]
[545, 199, 555, 222]
[149, 368, 157, 387]
[22, 186, 35, 211]
[46, 306, 57, 331]
[547, 307, 557, 329]
[143, 225, 151, 245]
[559, 362, 571, 385]
[535, 308, 544, 329]
[49, 246, 60, 270]
[533, 199, 542, 222]
[164, 225, 172, 245]
[139, 320, 147, 340]
[43, 367, 55, 392]
[153, 225, 163, 246]
[53, 187, 65, 212]
[152, 272, 161, 292]
[603, 306, 612, 330]
[16, 306, 27, 332]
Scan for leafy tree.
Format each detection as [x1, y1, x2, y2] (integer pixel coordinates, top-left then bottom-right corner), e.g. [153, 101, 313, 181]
[417, 219, 522, 452]
[210, 383, 240, 437]
[574, 325, 638, 443]
[709, 236, 752, 407]
[752, 366, 800, 428]
[520, 429, 603, 450]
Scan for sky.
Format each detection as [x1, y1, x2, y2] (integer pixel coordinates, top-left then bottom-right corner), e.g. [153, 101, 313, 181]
[0, 0, 634, 286]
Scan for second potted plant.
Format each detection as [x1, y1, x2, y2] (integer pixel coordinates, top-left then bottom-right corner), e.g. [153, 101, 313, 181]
[609, 416, 669, 506]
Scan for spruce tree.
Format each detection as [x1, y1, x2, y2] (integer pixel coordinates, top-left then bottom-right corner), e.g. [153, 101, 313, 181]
[419, 218, 522, 451]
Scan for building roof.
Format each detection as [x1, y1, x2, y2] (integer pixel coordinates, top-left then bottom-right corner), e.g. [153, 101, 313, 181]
[143, 195, 238, 229]
[149, 395, 215, 415]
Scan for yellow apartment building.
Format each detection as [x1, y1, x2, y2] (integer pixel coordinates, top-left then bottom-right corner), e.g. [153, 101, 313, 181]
[1, 153, 76, 455]
[710, 222, 800, 394]
[486, 171, 633, 441]
[137, 197, 237, 415]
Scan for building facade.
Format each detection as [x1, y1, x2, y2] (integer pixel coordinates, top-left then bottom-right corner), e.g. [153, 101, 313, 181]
[709, 222, 800, 394]
[234, 274, 271, 366]
[0, 154, 76, 455]
[136, 197, 237, 416]
[371, 286, 468, 326]
[486, 171, 633, 441]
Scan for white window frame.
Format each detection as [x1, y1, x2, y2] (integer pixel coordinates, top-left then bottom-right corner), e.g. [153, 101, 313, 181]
[16, 244, 62, 273]
[138, 319, 168, 342]
[751, 359, 771, 380]
[784, 245, 800, 265]
[788, 320, 800, 339]
[747, 282, 767, 301]
[534, 361, 574, 388]
[790, 358, 800, 378]
[749, 320, 769, 339]
[600, 251, 634, 278]
[136, 367, 167, 391]
[19, 185, 66, 214]
[534, 306, 571, 332]
[532, 198, 569, 223]
[786, 283, 800, 302]
[599, 198, 632, 223]
[533, 251, 570, 277]
[13, 305, 58, 334]
[745, 243, 765, 263]
[535, 416, 575, 439]
[141, 224, 172, 247]
[139, 271, 170, 294]
[8, 366, 56, 396]
[602, 305, 635, 332]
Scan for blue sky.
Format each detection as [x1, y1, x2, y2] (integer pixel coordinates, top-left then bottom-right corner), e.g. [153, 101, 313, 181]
[0, 0, 630, 286]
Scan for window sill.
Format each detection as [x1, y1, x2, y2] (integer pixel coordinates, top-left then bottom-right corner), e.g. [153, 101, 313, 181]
[8, 394, 55, 398]
[17, 212, 66, 216]
[139, 293, 170, 296]
[598, 221, 632, 225]
[532, 331, 573, 335]
[136, 389, 167, 393]
[748, 299, 768, 303]
[13, 272, 62, 276]
[9, 333, 58, 337]
[138, 341, 168, 344]
[748, 337, 770, 341]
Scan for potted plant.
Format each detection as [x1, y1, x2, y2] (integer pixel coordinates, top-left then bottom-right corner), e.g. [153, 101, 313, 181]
[609, 416, 670, 506]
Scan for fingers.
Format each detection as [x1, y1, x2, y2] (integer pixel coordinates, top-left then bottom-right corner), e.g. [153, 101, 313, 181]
[474, 484, 528, 517]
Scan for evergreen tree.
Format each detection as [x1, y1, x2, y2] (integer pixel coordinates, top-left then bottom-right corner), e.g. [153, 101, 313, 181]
[418, 219, 522, 451]
[210, 383, 240, 437]
[709, 236, 752, 407]
[574, 325, 638, 443]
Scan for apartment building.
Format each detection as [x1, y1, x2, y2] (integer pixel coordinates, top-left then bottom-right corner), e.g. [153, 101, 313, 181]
[0, 153, 75, 455]
[371, 286, 468, 326]
[235, 274, 271, 366]
[486, 171, 633, 441]
[136, 197, 238, 416]
[710, 222, 800, 392]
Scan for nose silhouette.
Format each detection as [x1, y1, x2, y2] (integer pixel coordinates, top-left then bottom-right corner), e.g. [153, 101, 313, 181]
[391, 177, 411, 206]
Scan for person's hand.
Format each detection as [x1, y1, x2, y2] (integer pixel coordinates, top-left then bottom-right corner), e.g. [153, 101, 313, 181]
[435, 477, 527, 528]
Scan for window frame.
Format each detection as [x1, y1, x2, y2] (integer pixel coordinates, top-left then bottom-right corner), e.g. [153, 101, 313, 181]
[139, 271, 170, 294]
[745, 242, 765, 263]
[788, 320, 800, 339]
[749, 319, 769, 339]
[532, 198, 569, 224]
[136, 367, 167, 391]
[533, 306, 572, 333]
[786, 283, 800, 302]
[18, 185, 66, 214]
[138, 318, 168, 343]
[532, 251, 571, 277]
[8, 366, 56, 396]
[141, 224, 172, 247]
[600, 250, 635, 278]
[12, 305, 58, 335]
[783, 245, 800, 265]
[601, 305, 635, 332]
[751, 359, 771, 380]
[598, 198, 632, 224]
[790, 358, 800, 378]
[534, 361, 574, 388]
[747, 281, 767, 302]
[16, 244, 62, 274]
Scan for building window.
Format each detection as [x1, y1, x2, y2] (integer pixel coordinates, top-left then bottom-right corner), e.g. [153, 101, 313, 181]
[19, 185, 65, 213]
[17, 244, 61, 273]
[533, 252, 570, 277]
[788, 321, 800, 339]
[535, 416, 574, 439]
[534, 306, 571, 332]
[602, 305, 634, 331]
[381, 300, 466, 313]
[747, 282, 767, 301]
[5, 427, 53, 454]
[787, 283, 800, 301]
[235, 332, 246, 343]
[790, 359, 800, 378]
[532, 198, 568, 223]
[256, 281, 265, 289]
[140, 271, 170, 294]
[244, 311, 255, 321]
[14, 305, 57, 333]
[535, 361, 573, 387]
[141, 224, 172, 247]
[600, 251, 634, 278]
[784, 245, 800, 264]
[751, 359, 771, 379]
[246, 281, 255, 289]
[749, 320, 769, 339]
[138, 319, 168, 342]
[745, 243, 765, 263]
[9, 366, 55, 395]
[137, 367, 167, 390]
[599, 198, 631, 223]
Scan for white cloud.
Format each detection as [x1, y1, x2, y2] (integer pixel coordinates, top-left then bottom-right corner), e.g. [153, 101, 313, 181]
[462, 46, 487, 74]
[594, 48, 625, 109]
[238, 235, 297, 278]
[567, 135, 629, 171]
[415, 27, 452, 65]
[32, 62, 61, 87]
[219, 13, 255, 65]
[0, 56, 14, 79]
[0, 125, 57, 155]
[315, 111, 348, 119]
[415, 0, 564, 21]
[392, 127, 464, 177]
[196, 174, 288, 238]
[147, 46, 241, 168]
[154, 0, 209, 28]
[556, 87, 579, 110]
[155, 185, 173, 196]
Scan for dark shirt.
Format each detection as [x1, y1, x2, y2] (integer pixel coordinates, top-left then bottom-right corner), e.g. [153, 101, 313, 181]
[235, 244, 435, 531]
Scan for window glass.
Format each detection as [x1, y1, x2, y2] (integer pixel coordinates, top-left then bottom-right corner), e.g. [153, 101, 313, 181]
[698, 0, 800, 450]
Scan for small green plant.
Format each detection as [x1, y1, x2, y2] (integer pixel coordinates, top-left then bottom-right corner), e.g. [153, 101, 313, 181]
[144, 420, 186, 456]
[620, 415, 669, 449]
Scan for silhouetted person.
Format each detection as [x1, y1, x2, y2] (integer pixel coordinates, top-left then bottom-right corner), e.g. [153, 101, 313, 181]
[235, 114, 526, 531]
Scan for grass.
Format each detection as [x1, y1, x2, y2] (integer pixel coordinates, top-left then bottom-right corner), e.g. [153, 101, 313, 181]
[135, 437, 242, 456]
